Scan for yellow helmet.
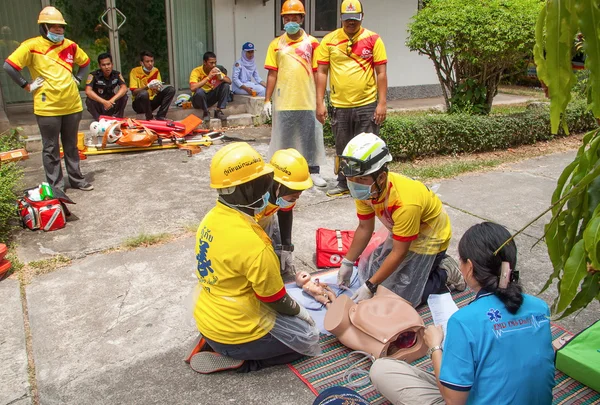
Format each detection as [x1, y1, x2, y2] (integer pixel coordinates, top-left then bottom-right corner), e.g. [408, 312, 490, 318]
[281, 0, 306, 15]
[270, 149, 313, 191]
[38, 6, 67, 25]
[210, 142, 274, 189]
[340, 0, 363, 21]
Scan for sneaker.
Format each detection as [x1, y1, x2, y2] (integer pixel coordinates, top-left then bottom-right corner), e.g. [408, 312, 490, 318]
[77, 183, 94, 191]
[184, 334, 212, 364]
[326, 184, 350, 197]
[440, 255, 466, 292]
[310, 173, 327, 187]
[189, 352, 244, 374]
[214, 109, 226, 121]
[155, 116, 169, 121]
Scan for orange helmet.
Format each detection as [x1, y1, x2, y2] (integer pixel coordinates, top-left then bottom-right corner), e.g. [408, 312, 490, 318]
[281, 0, 305, 15]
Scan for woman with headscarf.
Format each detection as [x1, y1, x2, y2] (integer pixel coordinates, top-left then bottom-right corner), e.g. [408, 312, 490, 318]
[232, 42, 266, 97]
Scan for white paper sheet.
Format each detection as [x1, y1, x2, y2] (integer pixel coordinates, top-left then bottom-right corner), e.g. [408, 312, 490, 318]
[427, 293, 459, 347]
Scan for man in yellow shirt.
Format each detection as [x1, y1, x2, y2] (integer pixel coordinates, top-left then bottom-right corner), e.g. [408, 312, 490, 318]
[263, 0, 327, 188]
[3, 6, 93, 191]
[129, 50, 175, 121]
[255, 148, 313, 275]
[189, 51, 232, 123]
[187, 142, 318, 374]
[316, 0, 388, 197]
[335, 133, 465, 306]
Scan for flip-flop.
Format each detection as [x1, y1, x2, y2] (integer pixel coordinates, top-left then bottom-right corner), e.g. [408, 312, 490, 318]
[189, 352, 244, 374]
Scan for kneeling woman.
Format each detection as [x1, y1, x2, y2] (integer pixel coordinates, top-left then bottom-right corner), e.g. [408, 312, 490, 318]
[370, 222, 555, 405]
[187, 142, 319, 374]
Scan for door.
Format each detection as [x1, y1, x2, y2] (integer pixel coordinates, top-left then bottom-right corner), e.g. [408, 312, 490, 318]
[51, 0, 169, 85]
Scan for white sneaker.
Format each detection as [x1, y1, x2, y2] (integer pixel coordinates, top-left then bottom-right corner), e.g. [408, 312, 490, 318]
[310, 173, 327, 187]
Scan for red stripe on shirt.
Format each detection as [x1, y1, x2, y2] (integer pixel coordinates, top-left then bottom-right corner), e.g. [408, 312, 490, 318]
[5, 59, 21, 71]
[357, 212, 376, 221]
[80, 58, 91, 67]
[374, 60, 387, 66]
[256, 286, 287, 303]
[317, 60, 330, 65]
[265, 65, 278, 71]
[393, 234, 418, 242]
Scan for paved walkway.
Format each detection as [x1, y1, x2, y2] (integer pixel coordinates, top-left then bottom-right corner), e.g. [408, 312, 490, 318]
[1, 139, 598, 404]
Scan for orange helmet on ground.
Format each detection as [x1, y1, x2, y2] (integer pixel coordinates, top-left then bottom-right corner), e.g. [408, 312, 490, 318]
[281, 0, 306, 15]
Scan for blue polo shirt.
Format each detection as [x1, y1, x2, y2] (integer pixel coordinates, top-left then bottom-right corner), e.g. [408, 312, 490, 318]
[439, 290, 555, 404]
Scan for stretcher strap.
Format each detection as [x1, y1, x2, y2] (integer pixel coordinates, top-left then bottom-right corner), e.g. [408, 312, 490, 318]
[336, 230, 343, 252]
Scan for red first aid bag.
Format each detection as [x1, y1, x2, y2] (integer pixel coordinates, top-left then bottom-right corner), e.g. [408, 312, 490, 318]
[16, 186, 74, 232]
[316, 228, 355, 268]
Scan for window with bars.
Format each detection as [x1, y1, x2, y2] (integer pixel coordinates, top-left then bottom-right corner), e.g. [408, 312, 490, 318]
[275, 0, 340, 38]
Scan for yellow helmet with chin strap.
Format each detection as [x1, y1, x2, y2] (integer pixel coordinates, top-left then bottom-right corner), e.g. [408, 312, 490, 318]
[210, 142, 273, 189]
[270, 148, 313, 191]
[38, 6, 67, 25]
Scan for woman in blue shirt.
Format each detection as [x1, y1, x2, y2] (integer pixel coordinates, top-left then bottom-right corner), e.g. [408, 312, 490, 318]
[232, 42, 266, 97]
[370, 222, 555, 405]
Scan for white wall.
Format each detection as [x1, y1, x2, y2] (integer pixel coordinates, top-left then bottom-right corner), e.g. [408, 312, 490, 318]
[213, 0, 275, 83]
[212, 0, 438, 90]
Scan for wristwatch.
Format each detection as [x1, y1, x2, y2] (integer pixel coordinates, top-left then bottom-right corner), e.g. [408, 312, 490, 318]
[277, 244, 294, 252]
[427, 345, 443, 358]
[365, 279, 378, 294]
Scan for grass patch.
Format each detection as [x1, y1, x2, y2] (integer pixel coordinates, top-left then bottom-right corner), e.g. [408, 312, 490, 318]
[27, 255, 72, 276]
[183, 222, 200, 234]
[498, 85, 545, 98]
[391, 159, 501, 182]
[122, 232, 172, 249]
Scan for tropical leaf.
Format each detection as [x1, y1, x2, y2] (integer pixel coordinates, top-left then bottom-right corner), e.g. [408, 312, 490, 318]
[556, 239, 588, 314]
[556, 272, 600, 319]
[583, 211, 600, 269]
[541, 218, 566, 293]
[577, 0, 600, 118]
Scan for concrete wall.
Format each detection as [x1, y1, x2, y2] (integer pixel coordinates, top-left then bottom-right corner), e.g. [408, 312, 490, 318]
[212, 0, 441, 99]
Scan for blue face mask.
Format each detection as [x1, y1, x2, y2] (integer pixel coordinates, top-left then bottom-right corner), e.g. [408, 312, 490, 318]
[47, 32, 64, 43]
[347, 180, 374, 200]
[276, 196, 294, 209]
[284, 22, 301, 35]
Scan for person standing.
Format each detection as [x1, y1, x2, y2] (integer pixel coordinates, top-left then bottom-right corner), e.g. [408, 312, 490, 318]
[189, 51, 232, 123]
[129, 50, 175, 121]
[232, 42, 266, 97]
[315, 0, 388, 197]
[263, 0, 327, 188]
[3, 6, 93, 191]
[85, 52, 128, 121]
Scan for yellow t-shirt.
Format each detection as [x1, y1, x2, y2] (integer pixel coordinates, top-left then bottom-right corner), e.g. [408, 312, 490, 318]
[189, 66, 223, 93]
[316, 27, 387, 108]
[264, 32, 319, 111]
[6, 37, 90, 116]
[355, 172, 451, 254]
[193, 202, 285, 344]
[128, 66, 161, 101]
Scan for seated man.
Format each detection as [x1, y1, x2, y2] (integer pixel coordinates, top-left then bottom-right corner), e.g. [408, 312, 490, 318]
[189, 51, 232, 122]
[129, 50, 175, 120]
[232, 42, 266, 97]
[336, 133, 466, 306]
[85, 52, 128, 121]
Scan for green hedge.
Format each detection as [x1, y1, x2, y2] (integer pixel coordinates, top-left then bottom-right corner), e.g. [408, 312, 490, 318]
[323, 98, 598, 160]
[0, 129, 24, 243]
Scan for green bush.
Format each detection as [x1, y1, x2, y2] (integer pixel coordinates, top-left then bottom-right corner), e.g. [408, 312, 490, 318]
[323, 98, 597, 160]
[0, 128, 25, 243]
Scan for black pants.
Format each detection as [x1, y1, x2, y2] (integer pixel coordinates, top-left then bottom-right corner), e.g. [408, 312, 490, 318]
[331, 101, 380, 185]
[36, 112, 86, 190]
[131, 86, 175, 120]
[85, 95, 128, 121]
[191, 83, 230, 115]
[419, 250, 450, 306]
[203, 331, 303, 373]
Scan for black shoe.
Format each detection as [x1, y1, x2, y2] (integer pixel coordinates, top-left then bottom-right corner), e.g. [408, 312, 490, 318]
[214, 109, 226, 121]
[77, 183, 94, 191]
[155, 116, 168, 121]
[326, 184, 349, 197]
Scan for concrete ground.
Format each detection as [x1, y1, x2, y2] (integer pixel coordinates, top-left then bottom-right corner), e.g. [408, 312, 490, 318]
[2, 95, 598, 405]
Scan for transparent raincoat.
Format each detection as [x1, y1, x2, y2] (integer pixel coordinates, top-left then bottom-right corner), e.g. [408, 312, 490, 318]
[267, 33, 326, 167]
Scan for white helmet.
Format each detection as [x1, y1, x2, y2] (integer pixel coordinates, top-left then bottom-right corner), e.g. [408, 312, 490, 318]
[174, 93, 191, 107]
[337, 132, 392, 177]
[89, 121, 100, 137]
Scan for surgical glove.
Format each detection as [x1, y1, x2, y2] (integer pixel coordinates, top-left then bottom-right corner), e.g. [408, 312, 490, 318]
[295, 304, 315, 326]
[263, 101, 272, 118]
[280, 250, 295, 275]
[29, 77, 45, 93]
[351, 284, 374, 303]
[148, 79, 163, 91]
[337, 258, 354, 286]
